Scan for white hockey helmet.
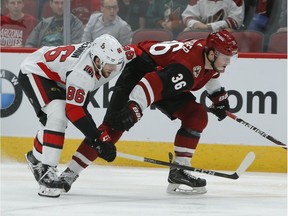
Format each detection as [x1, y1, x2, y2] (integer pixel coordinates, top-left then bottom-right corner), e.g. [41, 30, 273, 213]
[90, 34, 125, 71]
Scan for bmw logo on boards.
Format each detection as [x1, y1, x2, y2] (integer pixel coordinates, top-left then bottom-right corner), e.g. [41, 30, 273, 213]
[1, 69, 23, 117]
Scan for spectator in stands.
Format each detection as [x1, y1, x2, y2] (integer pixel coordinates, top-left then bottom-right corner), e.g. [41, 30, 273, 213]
[0, 0, 37, 46]
[38, 0, 101, 24]
[118, 0, 149, 31]
[182, 0, 244, 32]
[242, 0, 256, 28]
[25, 0, 84, 47]
[81, 0, 132, 45]
[145, 0, 189, 38]
[71, 0, 101, 25]
[247, 0, 274, 33]
[277, 0, 287, 32]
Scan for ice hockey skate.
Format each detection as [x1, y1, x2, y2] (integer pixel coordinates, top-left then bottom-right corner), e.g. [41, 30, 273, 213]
[59, 168, 79, 192]
[167, 164, 207, 195]
[25, 151, 43, 182]
[38, 165, 64, 198]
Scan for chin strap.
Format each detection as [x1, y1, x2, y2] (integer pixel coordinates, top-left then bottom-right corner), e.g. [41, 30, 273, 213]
[205, 49, 219, 72]
[209, 54, 220, 72]
[210, 60, 219, 72]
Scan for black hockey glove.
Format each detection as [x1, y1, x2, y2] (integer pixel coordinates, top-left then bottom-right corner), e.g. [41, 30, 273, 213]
[109, 101, 142, 131]
[207, 87, 230, 121]
[91, 131, 116, 162]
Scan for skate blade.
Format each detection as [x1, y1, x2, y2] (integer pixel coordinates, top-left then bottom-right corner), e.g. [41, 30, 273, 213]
[166, 183, 207, 195]
[38, 185, 62, 198]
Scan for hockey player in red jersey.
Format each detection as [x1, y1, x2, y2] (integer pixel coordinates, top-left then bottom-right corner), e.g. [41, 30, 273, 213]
[62, 30, 238, 194]
[18, 34, 127, 197]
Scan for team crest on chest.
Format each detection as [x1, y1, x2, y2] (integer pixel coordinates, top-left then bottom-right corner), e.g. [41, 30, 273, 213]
[193, 66, 201, 78]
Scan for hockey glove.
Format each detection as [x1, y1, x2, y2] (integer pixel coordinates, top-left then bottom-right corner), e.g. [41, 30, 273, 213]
[91, 131, 116, 162]
[110, 101, 142, 131]
[207, 87, 230, 121]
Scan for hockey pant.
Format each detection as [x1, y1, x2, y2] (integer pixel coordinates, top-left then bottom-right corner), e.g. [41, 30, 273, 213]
[18, 71, 67, 167]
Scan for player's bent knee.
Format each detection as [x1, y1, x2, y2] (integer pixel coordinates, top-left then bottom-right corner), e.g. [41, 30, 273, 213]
[179, 102, 208, 132]
[43, 100, 68, 132]
[190, 107, 208, 132]
[45, 117, 67, 132]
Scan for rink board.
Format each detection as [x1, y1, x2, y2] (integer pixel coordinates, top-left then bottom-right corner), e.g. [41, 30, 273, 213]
[1, 137, 287, 173]
[1, 49, 287, 173]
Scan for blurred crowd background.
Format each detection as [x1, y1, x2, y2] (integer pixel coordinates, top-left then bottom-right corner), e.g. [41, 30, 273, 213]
[1, 0, 287, 53]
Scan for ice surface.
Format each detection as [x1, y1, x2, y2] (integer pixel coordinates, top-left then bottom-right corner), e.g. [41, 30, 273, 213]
[1, 163, 287, 216]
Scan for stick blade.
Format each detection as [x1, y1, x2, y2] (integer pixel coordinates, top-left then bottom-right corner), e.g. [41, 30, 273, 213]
[235, 151, 256, 177]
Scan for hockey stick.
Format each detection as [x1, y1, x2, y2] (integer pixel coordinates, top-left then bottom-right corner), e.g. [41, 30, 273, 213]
[117, 151, 255, 180]
[226, 111, 287, 150]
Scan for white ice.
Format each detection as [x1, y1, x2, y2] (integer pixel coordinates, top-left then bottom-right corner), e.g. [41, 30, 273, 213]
[1, 162, 287, 216]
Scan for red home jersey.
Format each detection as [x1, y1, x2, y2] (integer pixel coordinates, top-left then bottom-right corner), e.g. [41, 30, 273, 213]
[137, 39, 219, 91]
[127, 39, 221, 110]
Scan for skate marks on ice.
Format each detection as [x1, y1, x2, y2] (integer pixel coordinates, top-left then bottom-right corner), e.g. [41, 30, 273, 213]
[1, 163, 287, 216]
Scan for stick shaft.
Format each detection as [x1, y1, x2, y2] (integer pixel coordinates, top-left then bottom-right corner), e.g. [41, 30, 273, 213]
[226, 111, 287, 149]
[117, 152, 253, 179]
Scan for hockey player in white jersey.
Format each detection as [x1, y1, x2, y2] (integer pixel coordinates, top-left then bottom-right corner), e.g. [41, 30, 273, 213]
[18, 34, 126, 198]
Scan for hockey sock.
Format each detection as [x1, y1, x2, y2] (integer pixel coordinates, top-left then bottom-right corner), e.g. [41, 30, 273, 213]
[42, 130, 65, 167]
[32, 130, 43, 161]
[68, 140, 98, 175]
[174, 128, 200, 166]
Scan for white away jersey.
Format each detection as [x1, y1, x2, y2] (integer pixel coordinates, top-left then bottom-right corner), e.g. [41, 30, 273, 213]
[182, 0, 244, 31]
[20, 42, 126, 106]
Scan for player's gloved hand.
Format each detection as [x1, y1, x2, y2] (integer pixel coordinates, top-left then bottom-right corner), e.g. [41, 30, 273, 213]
[207, 87, 230, 121]
[92, 131, 116, 162]
[110, 101, 142, 131]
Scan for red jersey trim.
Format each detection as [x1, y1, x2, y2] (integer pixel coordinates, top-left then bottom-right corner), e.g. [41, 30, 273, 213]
[144, 72, 163, 104]
[138, 81, 151, 106]
[66, 103, 86, 122]
[32, 74, 50, 104]
[37, 62, 65, 84]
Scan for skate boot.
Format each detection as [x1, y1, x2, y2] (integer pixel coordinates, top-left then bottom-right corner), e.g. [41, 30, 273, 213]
[25, 151, 43, 182]
[59, 168, 79, 192]
[38, 165, 64, 198]
[167, 164, 207, 195]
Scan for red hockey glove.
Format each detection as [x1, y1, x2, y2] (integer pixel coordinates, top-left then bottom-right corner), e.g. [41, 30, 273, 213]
[98, 130, 111, 142]
[207, 87, 230, 121]
[109, 101, 142, 131]
[92, 131, 116, 162]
